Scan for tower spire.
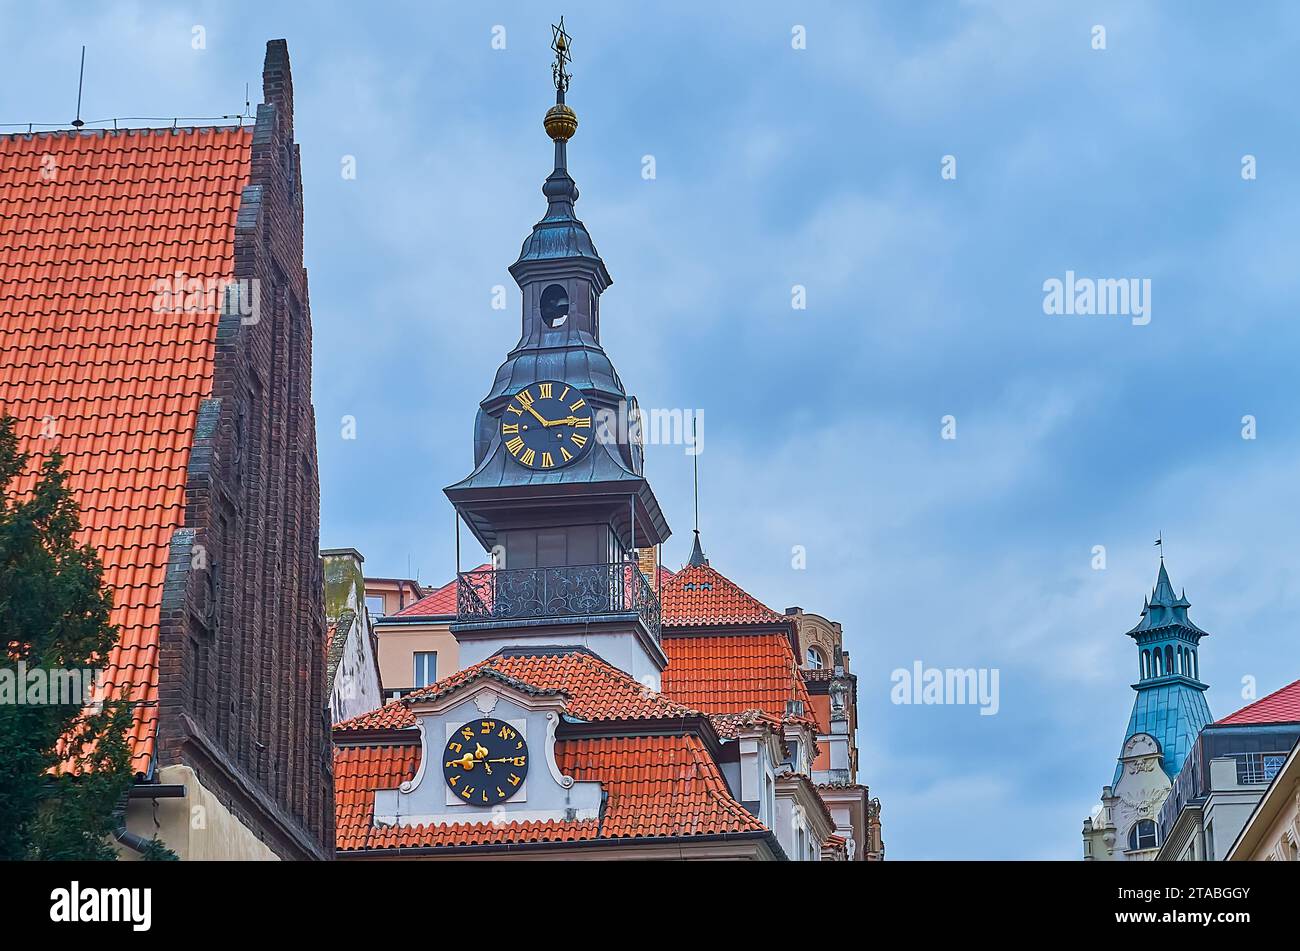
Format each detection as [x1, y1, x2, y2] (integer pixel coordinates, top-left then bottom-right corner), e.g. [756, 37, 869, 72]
[688, 416, 707, 567]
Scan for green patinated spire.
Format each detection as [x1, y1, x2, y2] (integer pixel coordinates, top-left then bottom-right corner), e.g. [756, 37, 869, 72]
[1113, 557, 1213, 784]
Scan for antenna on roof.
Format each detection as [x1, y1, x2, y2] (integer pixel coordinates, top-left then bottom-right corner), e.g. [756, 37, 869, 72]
[71, 46, 86, 129]
[687, 416, 707, 568]
[692, 416, 700, 535]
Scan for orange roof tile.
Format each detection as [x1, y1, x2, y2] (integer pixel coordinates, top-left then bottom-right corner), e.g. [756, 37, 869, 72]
[1217, 678, 1300, 725]
[559, 735, 765, 839]
[334, 733, 763, 851]
[0, 127, 253, 771]
[661, 632, 814, 724]
[661, 563, 788, 627]
[709, 708, 786, 740]
[335, 646, 699, 733]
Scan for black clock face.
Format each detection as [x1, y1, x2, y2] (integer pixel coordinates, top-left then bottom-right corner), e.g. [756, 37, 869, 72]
[501, 380, 594, 470]
[443, 718, 529, 805]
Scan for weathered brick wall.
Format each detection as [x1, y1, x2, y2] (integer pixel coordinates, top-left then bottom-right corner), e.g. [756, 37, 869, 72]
[156, 40, 332, 860]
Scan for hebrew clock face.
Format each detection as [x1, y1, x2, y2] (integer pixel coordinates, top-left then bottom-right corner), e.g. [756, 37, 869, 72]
[443, 718, 529, 805]
[501, 380, 594, 470]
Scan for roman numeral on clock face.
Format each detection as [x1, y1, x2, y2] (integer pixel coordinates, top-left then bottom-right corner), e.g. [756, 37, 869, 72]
[498, 381, 598, 470]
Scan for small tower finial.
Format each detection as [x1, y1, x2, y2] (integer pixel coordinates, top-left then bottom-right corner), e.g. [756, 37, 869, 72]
[551, 17, 573, 98]
[544, 19, 578, 147]
[688, 416, 707, 567]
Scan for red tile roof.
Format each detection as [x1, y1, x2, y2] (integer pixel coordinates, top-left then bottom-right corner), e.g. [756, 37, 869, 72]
[334, 742, 600, 851]
[709, 708, 786, 740]
[1217, 678, 1300, 726]
[390, 564, 490, 617]
[661, 632, 815, 724]
[559, 734, 765, 839]
[0, 127, 253, 771]
[334, 733, 763, 851]
[335, 647, 699, 732]
[661, 563, 789, 627]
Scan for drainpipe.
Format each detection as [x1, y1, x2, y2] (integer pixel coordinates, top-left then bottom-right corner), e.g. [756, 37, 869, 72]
[112, 795, 152, 856]
[112, 782, 187, 855]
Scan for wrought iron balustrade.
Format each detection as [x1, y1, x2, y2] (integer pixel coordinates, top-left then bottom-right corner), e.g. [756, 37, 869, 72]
[456, 562, 661, 643]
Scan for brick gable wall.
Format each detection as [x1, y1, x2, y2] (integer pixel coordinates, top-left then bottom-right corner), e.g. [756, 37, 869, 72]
[155, 40, 332, 860]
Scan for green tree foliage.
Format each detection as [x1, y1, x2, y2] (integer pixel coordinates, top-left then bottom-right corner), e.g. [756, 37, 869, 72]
[0, 415, 150, 859]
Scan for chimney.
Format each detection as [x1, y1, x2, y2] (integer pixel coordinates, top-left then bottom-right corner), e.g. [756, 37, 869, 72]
[321, 547, 366, 621]
[636, 547, 658, 582]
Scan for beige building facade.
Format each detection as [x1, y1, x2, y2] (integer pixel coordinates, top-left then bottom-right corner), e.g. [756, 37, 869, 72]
[1226, 740, 1300, 861]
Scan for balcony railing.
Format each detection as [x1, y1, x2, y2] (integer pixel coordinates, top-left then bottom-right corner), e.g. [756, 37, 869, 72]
[456, 562, 662, 643]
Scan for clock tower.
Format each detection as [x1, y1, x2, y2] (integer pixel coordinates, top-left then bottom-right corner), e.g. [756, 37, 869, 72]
[444, 21, 670, 685]
[1082, 556, 1214, 860]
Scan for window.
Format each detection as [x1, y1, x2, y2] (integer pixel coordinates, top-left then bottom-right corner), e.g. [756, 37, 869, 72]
[540, 283, 569, 328]
[365, 595, 386, 618]
[806, 646, 824, 669]
[413, 651, 437, 689]
[1236, 752, 1288, 785]
[1128, 819, 1158, 851]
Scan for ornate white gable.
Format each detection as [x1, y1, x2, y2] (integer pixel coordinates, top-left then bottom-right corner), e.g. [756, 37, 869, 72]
[373, 671, 602, 829]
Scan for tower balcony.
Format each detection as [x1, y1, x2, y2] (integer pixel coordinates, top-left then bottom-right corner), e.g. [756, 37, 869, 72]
[455, 562, 661, 644]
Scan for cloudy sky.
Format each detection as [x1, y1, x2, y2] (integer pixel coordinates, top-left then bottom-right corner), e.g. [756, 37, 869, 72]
[5, 0, 1300, 859]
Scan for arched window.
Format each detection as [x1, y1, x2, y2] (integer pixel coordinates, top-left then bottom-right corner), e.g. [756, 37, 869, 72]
[806, 646, 824, 669]
[1165, 645, 1175, 676]
[1192, 650, 1198, 679]
[1141, 650, 1150, 679]
[1128, 819, 1158, 851]
[1153, 650, 1162, 677]
[539, 283, 570, 328]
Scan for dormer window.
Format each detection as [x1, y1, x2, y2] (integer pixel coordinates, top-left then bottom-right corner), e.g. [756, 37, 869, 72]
[540, 283, 569, 327]
[806, 646, 824, 669]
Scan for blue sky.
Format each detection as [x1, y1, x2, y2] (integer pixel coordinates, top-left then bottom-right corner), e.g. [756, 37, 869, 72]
[5, 0, 1300, 859]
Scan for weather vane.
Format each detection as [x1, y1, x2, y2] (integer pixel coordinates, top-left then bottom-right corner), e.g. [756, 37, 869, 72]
[551, 17, 572, 94]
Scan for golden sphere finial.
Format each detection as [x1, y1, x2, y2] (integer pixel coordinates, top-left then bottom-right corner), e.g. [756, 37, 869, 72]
[544, 103, 578, 142]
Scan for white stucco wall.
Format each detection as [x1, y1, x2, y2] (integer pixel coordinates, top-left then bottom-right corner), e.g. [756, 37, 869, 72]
[331, 609, 384, 723]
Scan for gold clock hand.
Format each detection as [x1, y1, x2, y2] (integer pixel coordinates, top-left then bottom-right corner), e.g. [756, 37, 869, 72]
[522, 402, 552, 427]
[446, 754, 477, 770]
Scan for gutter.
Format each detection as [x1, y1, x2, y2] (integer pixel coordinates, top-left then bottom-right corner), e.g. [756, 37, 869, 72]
[113, 782, 186, 855]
